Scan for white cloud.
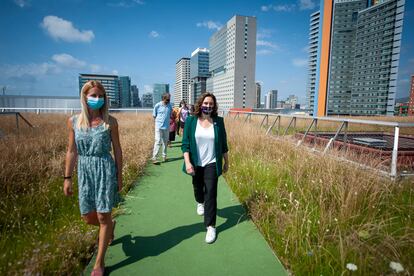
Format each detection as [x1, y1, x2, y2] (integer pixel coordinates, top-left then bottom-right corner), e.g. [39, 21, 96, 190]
[14, 0, 30, 8]
[107, 0, 145, 8]
[52, 53, 86, 68]
[302, 46, 309, 53]
[0, 63, 59, 78]
[261, 5, 272, 11]
[292, 58, 308, 67]
[299, 0, 316, 10]
[257, 49, 273, 56]
[41, 15, 94, 43]
[274, 4, 296, 12]
[257, 40, 280, 50]
[112, 70, 119, 75]
[257, 29, 273, 39]
[196, 21, 223, 31]
[149, 30, 159, 38]
[261, 1, 314, 12]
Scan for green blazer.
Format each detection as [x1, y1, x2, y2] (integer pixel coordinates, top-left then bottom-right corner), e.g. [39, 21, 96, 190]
[181, 115, 229, 177]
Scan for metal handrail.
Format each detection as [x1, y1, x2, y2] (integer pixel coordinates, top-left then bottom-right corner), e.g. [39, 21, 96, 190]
[229, 110, 414, 179]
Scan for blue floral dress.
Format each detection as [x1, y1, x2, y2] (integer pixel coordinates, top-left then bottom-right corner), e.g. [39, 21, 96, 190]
[72, 115, 118, 215]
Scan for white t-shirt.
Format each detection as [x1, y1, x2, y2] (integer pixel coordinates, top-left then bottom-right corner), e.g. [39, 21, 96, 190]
[195, 119, 216, 167]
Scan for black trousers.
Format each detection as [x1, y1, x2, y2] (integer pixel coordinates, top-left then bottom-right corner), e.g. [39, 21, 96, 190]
[192, 162, 218, 228]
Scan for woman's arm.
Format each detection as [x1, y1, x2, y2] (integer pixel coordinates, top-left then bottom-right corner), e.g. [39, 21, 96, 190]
[182, 117, 195, 175]
[222, 118, 229, 173]
[110, 117, 123, 191]
[64, 117, 77, 196]
[223, 152, 229, 173]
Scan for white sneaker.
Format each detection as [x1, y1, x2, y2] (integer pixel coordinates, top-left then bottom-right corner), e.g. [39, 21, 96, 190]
[205, 226, 216, 244]
[196, 203, 204, 216]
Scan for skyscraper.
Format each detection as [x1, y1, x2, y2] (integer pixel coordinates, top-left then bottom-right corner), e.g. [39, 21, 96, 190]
[408, 75, 414, 116]
[255, 82, 261, 108]
[174, 58, 190, 107]
[131, 85, 141, 107]
[153, 83, 170, 104]
[119, 76, 131, 108]
[265, 90, 278, 109]
[190, 48, 210, 104]
[350, 0, 405, 116]
[79, 74, 121, 107]
[207, 15, 257, 109]
[142, 93, 153, 108]
[306, 11, 320, 112]
[306, 0, 405, 116]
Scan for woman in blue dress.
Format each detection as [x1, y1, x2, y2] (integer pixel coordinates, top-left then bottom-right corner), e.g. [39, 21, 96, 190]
[63, 80, 123, 276]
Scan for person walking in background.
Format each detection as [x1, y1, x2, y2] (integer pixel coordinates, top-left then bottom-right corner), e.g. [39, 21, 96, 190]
[181, 92, 229, 244]
[168, 107, 177, 148]
[63, 80, 123, 276]
[152, 93, 172, 164]
[178, 100, 190, 136]
[176, 101, 183, 136]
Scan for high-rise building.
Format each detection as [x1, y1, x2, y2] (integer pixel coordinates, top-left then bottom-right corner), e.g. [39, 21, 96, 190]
[306, 0, 405, 116]
[131, 85, 141, 107]
[265, 90, 278, 109]
[350, 0, 405, 116]
[207, 15, 257, 110]
[174, 58, 190, 107]
[190, 48, 210, 104]
[142, 93, 153, 108]
[306, 11, 320, 111]
[408, 75, 414, 116]
[119, 76, 131, 108]
[153, 83, 170, 105]
[79, 74, 121, 107]
[255, 82, 261, 108]
[286, 95, 299, 109]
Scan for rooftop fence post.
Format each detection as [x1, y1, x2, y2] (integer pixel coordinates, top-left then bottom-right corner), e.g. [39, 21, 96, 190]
[390, 126, 400, 178]
[277, 115, 281, 135]
[266, 116, 279, 135]
[15, 113, 19, 134]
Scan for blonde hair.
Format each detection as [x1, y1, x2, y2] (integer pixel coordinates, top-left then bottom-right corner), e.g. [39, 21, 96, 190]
[76, 80, 110, 130]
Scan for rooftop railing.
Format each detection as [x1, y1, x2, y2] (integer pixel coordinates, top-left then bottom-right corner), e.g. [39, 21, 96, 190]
[228, 110, 414, 179]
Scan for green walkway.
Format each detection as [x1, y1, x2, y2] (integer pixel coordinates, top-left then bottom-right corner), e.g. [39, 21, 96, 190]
[85, 140, 286, 275]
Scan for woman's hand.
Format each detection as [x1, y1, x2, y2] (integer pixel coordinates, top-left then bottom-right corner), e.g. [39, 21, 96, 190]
[118, 178, 123, 192]
[223, 162, 229, 173]
[185, 162, 195, 176]
[63, 179, 73, 196]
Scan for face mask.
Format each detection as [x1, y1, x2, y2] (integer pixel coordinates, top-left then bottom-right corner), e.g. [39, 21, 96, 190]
[201, 106, 213, 115]
[87, 97, 105, 110]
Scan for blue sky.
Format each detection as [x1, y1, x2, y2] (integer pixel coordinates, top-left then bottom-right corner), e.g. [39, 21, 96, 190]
[0, 0, 413, 105]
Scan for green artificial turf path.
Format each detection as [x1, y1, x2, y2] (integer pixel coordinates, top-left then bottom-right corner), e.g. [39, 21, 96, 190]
[85, 138, 287, 275]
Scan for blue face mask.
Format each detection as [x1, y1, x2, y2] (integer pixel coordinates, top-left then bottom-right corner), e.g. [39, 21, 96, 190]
[87, 97, 105, 110]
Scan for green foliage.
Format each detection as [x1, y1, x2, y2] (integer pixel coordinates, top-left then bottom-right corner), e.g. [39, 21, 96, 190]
[225, 122, 414, 275]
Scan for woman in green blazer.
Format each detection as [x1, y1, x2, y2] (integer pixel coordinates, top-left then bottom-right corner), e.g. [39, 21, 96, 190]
[181, 92, 229, 244]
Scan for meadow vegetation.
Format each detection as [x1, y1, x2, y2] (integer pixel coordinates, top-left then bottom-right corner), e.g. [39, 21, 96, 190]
[0, 112, 412, 275]
[224, 118, 413, 275]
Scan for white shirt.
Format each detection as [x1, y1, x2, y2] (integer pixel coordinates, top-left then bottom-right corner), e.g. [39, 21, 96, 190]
[195, 119, 216, 167]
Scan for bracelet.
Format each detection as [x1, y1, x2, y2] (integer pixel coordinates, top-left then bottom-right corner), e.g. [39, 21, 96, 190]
[63, 176, 72, 179]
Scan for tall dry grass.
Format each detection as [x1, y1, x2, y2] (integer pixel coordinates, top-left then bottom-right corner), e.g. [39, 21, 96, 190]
[0, 112, 153, 274]
[224, 119, 414, 275]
